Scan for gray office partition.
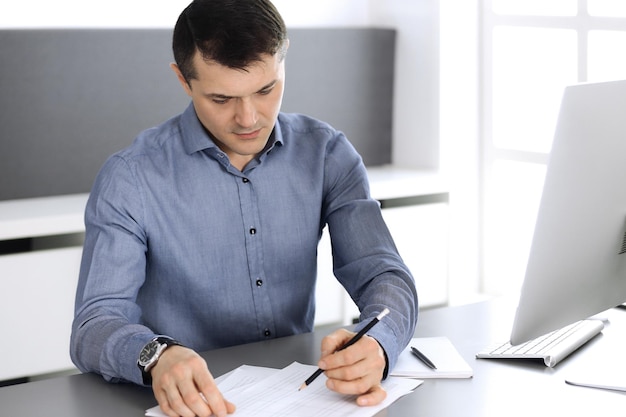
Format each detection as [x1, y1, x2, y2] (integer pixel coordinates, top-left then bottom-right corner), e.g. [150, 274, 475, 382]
[0, 28, 395, 201]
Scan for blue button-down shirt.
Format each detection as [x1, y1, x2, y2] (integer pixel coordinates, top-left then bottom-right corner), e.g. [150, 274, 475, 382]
[70, 103, 418, 385]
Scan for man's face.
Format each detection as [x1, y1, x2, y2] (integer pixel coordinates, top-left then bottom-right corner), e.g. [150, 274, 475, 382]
[172, 51, 286, 170]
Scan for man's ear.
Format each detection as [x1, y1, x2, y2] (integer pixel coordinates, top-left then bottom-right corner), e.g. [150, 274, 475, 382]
[170, 63, 193, 97]
[280, 38, 290, 61]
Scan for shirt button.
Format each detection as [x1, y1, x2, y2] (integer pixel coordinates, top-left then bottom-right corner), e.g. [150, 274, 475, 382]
[242, 178, 249, 183]
[264, 329, 271, 337]
[256, 279, 263, 287]
[249, 228, 256, 235]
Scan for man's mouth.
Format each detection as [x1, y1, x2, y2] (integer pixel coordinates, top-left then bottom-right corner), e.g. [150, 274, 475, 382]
[235, 129, 261, 140]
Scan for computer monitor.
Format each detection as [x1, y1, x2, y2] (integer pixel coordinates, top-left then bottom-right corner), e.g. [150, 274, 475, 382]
[510, 79, 626, 345]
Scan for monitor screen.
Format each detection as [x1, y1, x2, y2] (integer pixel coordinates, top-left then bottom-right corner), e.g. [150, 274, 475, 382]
[510, 79, 626, 345]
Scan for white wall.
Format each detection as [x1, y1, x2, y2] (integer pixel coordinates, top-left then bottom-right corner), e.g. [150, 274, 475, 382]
[439, 0, 481, 303]
[0, 1, 188, 28]
[370, 0, 440, 169]
[0, 1, 368, 28]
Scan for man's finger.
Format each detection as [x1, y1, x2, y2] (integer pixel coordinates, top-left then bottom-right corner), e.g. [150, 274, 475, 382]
[356, 384, 387, 407]
[163, 385, 196, 417]
[320, 334, 380, 371]
[178, 382, 214, 417]
[197, 387, 230, 417]
[320, 329, 355, 356]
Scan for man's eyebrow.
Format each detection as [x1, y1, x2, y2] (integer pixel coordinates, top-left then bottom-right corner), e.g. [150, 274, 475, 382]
[206, 80, 278, 100]
[257, 80, 277, 92]
[207, 92, 233, 100]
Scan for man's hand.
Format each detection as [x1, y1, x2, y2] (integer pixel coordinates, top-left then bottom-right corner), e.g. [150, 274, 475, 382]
[318, 328, 387, 406]
[150, 346, 236, 417]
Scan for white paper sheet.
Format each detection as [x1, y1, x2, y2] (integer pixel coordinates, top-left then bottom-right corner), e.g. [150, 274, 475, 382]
[391, 337, 473, 378]
[146, 362, 421, 417]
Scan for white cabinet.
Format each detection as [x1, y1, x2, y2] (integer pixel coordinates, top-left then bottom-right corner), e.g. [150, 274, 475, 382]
[381, 203, 449, 308]
[0, 194, 87, 382]
[315, 167, 449, 326]
[0, 247, 82, 381]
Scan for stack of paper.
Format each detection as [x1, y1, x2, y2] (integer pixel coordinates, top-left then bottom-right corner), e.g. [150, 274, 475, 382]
[146, 361, 421, 417]
[391, 337, 473, 379]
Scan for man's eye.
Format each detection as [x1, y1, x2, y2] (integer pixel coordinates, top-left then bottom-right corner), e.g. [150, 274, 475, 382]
[258, 88, 273, 96]
[212, 98, 230, 104]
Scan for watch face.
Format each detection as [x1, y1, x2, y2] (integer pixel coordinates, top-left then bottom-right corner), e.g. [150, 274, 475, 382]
[139, 341, 160, 366]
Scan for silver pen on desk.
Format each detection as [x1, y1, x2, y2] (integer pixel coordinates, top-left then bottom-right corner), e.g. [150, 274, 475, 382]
[411, 346, 437, 369]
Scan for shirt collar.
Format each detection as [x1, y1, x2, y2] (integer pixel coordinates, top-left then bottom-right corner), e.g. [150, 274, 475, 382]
[180, 103, 217, 155]
[180, 102, 284, 157]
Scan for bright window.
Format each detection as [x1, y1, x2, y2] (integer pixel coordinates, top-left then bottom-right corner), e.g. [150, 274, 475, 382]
[483, 160, 546, 294]
[588, 1, 626, 17]
[587, 31, 626, 82]
[481, 1, 626, 296]
[492, 0, 576, 16]
[491, 26, 577, 153]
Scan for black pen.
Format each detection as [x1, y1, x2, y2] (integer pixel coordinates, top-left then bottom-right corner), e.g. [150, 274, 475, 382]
[411, 346, 437, 369]
[298, 308, 390, 390]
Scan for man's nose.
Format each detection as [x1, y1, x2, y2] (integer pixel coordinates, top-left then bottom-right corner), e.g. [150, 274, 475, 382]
[234, 97, 258, 128]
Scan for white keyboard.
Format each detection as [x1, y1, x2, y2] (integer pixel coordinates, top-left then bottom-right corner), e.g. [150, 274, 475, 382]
[476, 319, 605, 367]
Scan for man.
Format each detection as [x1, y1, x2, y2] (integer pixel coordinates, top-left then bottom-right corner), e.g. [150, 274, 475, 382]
[70, 1, 418, 416]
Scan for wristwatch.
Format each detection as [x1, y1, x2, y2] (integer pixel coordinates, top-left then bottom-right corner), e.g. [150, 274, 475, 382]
[137, 336, 185, 385]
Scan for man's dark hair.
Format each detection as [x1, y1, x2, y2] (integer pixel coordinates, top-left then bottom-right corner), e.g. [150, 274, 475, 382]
[173, 0, 288, 82]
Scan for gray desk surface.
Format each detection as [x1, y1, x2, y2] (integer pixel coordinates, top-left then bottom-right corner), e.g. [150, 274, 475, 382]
[2, 299, 626, 416]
